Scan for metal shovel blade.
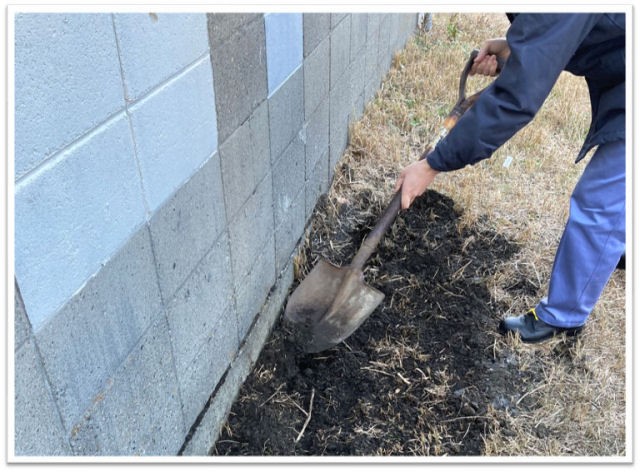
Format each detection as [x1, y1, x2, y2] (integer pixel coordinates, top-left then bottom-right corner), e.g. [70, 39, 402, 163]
[285, 259, 385, 353]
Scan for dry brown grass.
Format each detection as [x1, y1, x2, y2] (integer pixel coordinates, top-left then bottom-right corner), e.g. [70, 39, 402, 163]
[336, 13, 626, 456]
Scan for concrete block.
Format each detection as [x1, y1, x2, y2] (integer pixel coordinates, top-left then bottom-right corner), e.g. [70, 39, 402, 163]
[365, 15, 380, 84]
[352, 92, 365, 125]
[378, 15, 392, 82]
[303, 35, 330, 120]
[265, 13, 303, 96]
[14, 339, 71, 456]
[396, 14, 413, 51]
[349, 50, 366, 120]
[367, 12, 382, 41]
[128, 56, 218, 213]
[14, 282, 31, 351]
[234, 234, 276, 342]
[275, 187, 306, 273]
[305, 98, 330, 173]
[165, 232, 236, 376]
[268, 67, 304, 161]
[306, 149, 329, 219]
[389, 14, 401, 54]
[396, 14, 415, 51]
[303, 13, 331, 57]
[331, 13, 348, 29]
[177, 300, 239, 429]
[365, 76, 380, 106]
[350, 13, 368, 61]
[228, 173, 275, 283]
[272, 134, 306, 228]
[209, 15, 267, 143]
[114, 13, 209, 101]
[14, 113, 145, 332]
[329, 16, 351, 90]
[329, 68, 351, 172]
[207, 13, 262, 46]
[149, 155, 227, 301]
[14, 13, 124, 180]
[330, 112, 349, 178]
[181, 262, 293, 456]
[219, 100, 270, 220]
[35, 225, 162, 434]
[69, 316, 185, 456]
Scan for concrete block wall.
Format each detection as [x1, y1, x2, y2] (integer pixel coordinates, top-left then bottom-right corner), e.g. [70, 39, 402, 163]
[13, 11, 417, 456]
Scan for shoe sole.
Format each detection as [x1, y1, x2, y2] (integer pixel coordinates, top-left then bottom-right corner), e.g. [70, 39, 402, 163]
[498, 323, 583, 344]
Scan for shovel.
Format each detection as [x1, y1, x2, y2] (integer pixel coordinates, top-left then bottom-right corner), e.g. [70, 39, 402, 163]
[285, 49, 503, 353]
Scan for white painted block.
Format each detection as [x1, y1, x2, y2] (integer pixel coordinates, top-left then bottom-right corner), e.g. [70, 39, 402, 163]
[14, 13, 124, 180]
[15, 114, 146, 331]
[264, 13, 303, 96]
[113, 13, 210, 101]
[128, 57, 218, 213]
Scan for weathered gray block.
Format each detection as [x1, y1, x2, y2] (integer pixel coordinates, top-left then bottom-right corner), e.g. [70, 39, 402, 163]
[149, 155, 227, 302]
[69, 316, 185, 456]
[349, 51, 366, 120]
[367, 12, 382, 40]
[165, 232, 236, 376]
[303, 34, 330, 120]
[207, 13, 262, 46]
[331, 13, 348, 29]
[395, 14, 415, 52]
[219, 100, 270, 220]
[378, 15, 392, 82]
[329, 67, 352, 172]
[365, 15, 380, 82]
[177, 300, 239, 429]
[351, 92, 365, 124]
[35, 225, 162, 434]
[272, 134, 305, 228]
[14, 339, 71, 456]
[390, 14, 401, 54]
[306, 149, 329, 219]
[228, 172, 275, 282]
[305, 97, 329, 173]
[275, 187, 306, 273]
[365, 76, 380, 106]
[234, 234, 276, 342]
[329, 113, 349, 179]
[14, 281, 31, 351]
[268, 66, 304, 161]
[181, 262, 293, 456]
[350, 13, 368, 61]
[303, 13, 330, 58]
[209, 14, 267, 143]
[330, 17, 351, 90]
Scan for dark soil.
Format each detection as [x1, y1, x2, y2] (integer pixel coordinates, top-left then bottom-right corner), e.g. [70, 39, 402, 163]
[212, 189, 545, 456]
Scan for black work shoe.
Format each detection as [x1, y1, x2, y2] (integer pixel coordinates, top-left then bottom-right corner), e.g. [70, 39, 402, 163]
[616, 254, 625, 270]
[498, 309, 583, 344]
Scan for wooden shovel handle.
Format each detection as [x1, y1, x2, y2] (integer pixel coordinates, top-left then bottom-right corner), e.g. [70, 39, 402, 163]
[350, 191, 402, 270]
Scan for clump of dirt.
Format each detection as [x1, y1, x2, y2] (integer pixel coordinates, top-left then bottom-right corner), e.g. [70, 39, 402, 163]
[213, 189, 543, 456]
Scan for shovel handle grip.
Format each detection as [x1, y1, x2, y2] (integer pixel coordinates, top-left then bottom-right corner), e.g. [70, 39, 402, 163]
[459, 48, 506, 103]
[350, 191, 402, 269]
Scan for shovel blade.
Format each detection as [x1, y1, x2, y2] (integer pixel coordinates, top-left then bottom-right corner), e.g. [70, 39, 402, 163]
[285, 259, 384, 353]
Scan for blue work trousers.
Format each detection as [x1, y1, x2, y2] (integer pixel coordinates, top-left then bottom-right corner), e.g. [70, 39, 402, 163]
[535, 140, 626, 328]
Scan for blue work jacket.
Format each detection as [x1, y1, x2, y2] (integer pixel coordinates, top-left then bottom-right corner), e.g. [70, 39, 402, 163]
[427, 13, 625, 171]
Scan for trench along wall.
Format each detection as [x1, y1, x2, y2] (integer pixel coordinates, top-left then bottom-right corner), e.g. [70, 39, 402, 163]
[13, 11, 418, 456]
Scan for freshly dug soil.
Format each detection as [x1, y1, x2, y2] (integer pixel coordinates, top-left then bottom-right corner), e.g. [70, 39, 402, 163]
[213, 188, 545, 456]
